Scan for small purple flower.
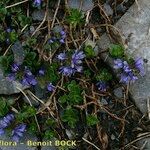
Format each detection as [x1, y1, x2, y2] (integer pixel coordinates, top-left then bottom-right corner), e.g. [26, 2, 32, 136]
[22, 76, 37, 86]
[135, 57, 145, 76]
[28, 77, 37, 86]
[120, 74, 129, 84]
[60, 31, 66, 36]
[33, 0, 42, 7]
[6, 28, 12, 33]
[59, 39, 65, 43]
[21, 78, 30, 86]
[114, 59, 124, 69]
[47, 83, 55, 92]
[123, 61, 132, 73]
[6, 73, 16, 81]
[24, 68, 33, 76]
[48, 39, 54, 44]
[0, 114, 14, 129]
[11, 63, 20, 72]
[74, 65, 83, 73]
[120, 73, 138, 84]
[12, 124, 26, 142]
[57, 52, 67, 61]
[59, 66, 75, 76]
[71, 50, 85, 68]
[96, 81, 108, 91]
[72, 50, 85, 62]
[0, 129, 4, 135]
[60, 30, 66, 39]
[38, 69, 45, 76]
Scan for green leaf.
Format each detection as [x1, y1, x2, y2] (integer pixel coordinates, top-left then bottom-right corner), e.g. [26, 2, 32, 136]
[44, 130, 56, 140]
[109, 44, 124, 58]
[0, 55, 13, 73]
[9, 31, 18, 43]
[84, 45, 96, 57]
[66, 9, 85, 28]
[96, 68, 112, 82]
[0, 97, 9, 117]
[0, 5, 7, 21]
[61, 108, 79, 128]
[59, 94, 68, 104]
[86, 115, 99, 126]
[16, 106, 36, 122]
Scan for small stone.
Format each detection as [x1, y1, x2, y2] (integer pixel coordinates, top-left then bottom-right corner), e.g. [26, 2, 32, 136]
[68, 0, 94, 12]
[32, 10, 45, 21]
[111, 134, 116, 140]
[136, 137, 150, 150]
[113, 87, 123, 98]
[103, 3, 113, 16]
[11, 41, 25, 65]
[0, 78, 29, 95]
[100, 98, 108, 105]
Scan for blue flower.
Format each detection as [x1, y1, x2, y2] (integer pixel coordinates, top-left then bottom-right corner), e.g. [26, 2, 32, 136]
[47, 83, 55, 92]
[0, 113, 15, 135]
[113, 59, 124, 69]
[72, 50, 85, 66]
[0, 114, 14, 129]
[11, 63, 20, 72]
[0, 129, 4, 135]
[135, 57, 145, 76]
[48, 39, 54, 44]
[22, 68, 37, 86]
[57, 52, 67, 61]
[59, 39, 65, 43]
[96, 81, 108, 91]
[120, 73, 138, 84]
[6, 28, 12, 33]
[38, 68, 45, 76]
[22, 76, 37, 86]
[33, 0, 42, 7]
[59, 66, 75, 76]
[12, 124, 26, 142]
[60, 30, 66, 39]
[6, 73, 16, 81]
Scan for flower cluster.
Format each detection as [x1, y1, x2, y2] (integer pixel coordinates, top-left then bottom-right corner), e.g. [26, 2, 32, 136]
[0, 114, 14, 135]
[58, 50, 85, 76]
[12, 124, 26, 142]
[48, 30, 66, 44]
[113, 58, 145, 84]
[7, 63, 55, 92]
[33, 0, 42, 7]
[0, 114, 26, 142]
[21, 68, 37, 86]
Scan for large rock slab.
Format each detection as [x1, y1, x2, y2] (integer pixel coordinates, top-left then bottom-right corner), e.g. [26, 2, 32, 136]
[97, 0, 150, 115]
[97, 1, 150, 149]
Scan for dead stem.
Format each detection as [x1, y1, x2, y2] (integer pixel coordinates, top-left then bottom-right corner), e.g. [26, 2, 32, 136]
[5, 0, 29, 9]
[82, 137, 101, 150]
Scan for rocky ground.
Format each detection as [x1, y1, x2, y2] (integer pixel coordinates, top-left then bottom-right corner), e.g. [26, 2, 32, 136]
[0, 0, 149, 150]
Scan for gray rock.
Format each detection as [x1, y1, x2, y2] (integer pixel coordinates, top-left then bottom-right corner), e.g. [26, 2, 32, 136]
[0, 78, 28, 95]
[103, 3, 113, 16]
[113, 87, 123, 98]
[32, 10, 45, 21]
[136, 137, 150, 150]
[32, 10, 53, 21]
[0, 132, 37, 150]
[11, 41, 25, 65]
[97, 0, 150, 115]
[68, 0, 94, 12]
